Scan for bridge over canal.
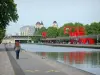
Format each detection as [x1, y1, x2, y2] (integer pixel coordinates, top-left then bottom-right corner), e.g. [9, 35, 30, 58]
[2, 35, 41, 43]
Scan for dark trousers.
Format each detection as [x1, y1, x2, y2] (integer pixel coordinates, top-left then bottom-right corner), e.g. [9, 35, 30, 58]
[16, 50, 20, 59]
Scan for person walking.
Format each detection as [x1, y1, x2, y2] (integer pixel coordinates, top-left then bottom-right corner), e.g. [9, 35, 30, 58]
[14, 41, 21, 59]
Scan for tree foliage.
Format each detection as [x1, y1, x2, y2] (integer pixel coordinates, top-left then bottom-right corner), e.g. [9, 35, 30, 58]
[0, 28, 6, 43]
[33, 22, 100, 42]
[31, 36, 41, 43]
[47, 27, 58, 38]
[0, 0, 18, 29]
[34, 27, 47, 35]
[0, 0, 19, 43]
[85, 22, 100, 35]
[58, 27, 64, 36]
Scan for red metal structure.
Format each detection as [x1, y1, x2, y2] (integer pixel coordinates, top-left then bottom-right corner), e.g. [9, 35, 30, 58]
[64, 26, 85, 36]
[42, 32, 47, 38]
[64, 26, 95, 44]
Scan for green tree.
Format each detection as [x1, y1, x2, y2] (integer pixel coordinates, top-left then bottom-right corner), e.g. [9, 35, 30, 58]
[0, 28, 6, 43]
[33, 27, 46, 42]
[58, 27, 64, 36]
[90, 22, 100, 34]
[58, 22, 84, 37]
[31, 36, 41, 43]
[47, 27, 58, 38]
[84, 24, 91, 35]
[58, 23, 74, 37]
[34, 27, 47, 36]
[0, 0, 18, 29]
[85, 22, 100, 35]
[74, 22, 83, 26]
[63, 22, 74, 27]
[37, 27, 47, 35]
[0, 0, 19, 42]
[98, 22, 100, 34]
[58, 27, 69, 37]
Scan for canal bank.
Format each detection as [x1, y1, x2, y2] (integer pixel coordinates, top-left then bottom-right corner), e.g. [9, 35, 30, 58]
[21, 44, 100, 74]
[24, 51, 95, 75]
[2, 44, 95, 75]
[38, 43, 100, 49]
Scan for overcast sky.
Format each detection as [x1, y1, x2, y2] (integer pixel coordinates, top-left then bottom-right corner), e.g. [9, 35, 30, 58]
[6, 0, 100, 35]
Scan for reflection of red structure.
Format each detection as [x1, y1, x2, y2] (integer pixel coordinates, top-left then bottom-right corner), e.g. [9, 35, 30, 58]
[69, 52, 75, 63]
[42, 52, 46, 59]
[69, 52, 86, 64]
[64, 53, 67, 63]
[42, 32, 47, 38]
[75, 52, 85, 64]
[42, 52, 46, 56]
[64, 26, 95, 44]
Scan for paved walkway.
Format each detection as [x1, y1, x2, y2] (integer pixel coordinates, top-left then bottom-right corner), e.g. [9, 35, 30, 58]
[0, 44, 14, 75]
[0, 44, 96, 75]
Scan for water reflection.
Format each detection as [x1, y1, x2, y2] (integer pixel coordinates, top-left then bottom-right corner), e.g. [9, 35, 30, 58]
[36, 51, 100, 68]
[21, 44, 100, 74]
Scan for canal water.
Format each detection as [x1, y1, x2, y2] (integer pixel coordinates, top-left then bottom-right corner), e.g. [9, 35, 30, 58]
[21, 44, 100, 75]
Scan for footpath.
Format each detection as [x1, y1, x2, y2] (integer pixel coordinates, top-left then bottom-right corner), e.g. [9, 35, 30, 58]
[0, 44, 14, 75]
[0, 44, 96, 75]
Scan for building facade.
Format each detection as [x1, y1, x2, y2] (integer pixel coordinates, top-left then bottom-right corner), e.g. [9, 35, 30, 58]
[35, 21, 44, 29]
[20, 26, 35, 36]
[52, 21, 58, 28]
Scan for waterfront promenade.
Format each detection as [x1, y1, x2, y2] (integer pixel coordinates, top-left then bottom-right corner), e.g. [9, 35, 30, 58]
[0, 44, 95, 75]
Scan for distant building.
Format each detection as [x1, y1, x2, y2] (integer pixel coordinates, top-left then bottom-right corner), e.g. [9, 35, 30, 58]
[35, 21, 44, 29]
[52, 21, 58, 28]
[20, 26, 35, 36]
[15, 33, 19, 36]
